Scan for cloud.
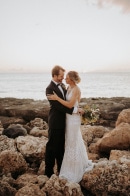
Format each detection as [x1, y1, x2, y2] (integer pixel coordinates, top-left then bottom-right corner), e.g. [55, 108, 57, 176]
[86, 0, 130, 13]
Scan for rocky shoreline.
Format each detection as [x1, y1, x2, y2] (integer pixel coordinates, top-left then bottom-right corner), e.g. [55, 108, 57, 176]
[0, 97, 130, 195]
[0, 97, 130, 128]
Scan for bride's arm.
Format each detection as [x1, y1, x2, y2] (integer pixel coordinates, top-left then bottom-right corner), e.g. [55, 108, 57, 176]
[47, 88, 78, 108]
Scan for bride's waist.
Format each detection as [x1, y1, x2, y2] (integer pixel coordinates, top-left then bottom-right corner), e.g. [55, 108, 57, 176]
[66, 113, 80, 117]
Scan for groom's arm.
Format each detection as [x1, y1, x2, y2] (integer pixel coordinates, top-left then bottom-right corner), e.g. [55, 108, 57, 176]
[51, 100, 74, 114]
[46, 87, 75, 114]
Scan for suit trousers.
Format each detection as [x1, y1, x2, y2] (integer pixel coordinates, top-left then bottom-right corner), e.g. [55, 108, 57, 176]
[45, 128, 65, 177]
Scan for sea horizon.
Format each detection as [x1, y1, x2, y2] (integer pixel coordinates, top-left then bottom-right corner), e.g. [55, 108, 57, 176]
[0, 72, 130, 100]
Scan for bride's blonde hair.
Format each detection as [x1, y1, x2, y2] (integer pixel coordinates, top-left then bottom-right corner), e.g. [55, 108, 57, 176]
[67, 71, 81, 84]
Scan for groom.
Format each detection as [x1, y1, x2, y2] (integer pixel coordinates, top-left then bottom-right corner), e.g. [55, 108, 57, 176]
[44, 65, 78, 178]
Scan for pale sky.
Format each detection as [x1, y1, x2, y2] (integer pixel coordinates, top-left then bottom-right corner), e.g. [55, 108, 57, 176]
[0, 0, 130, 73]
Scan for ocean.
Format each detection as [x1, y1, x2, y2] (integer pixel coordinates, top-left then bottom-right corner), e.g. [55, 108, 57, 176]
[0, 72, 130, 100]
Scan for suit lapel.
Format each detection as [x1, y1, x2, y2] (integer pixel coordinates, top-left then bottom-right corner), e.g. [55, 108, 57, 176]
[51, 81, 65, 100]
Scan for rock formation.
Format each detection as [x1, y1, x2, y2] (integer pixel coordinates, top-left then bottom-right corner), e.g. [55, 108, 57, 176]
[0, 97, 130, 195]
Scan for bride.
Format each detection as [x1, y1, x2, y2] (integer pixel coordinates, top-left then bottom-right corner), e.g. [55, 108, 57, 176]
[47, 71, 94, 183]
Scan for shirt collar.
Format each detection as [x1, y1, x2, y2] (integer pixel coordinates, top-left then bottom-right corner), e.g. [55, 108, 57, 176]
[52, 80, 59, 86]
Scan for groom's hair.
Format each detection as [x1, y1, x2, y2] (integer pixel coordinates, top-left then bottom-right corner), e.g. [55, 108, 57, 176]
[52, 65, 65, 77]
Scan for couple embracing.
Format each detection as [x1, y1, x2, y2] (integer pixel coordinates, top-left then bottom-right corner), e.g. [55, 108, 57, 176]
[44, 65, 94, 183]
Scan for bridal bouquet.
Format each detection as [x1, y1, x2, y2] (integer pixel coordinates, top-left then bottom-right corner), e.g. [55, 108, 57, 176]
[81, 104, 100, 125]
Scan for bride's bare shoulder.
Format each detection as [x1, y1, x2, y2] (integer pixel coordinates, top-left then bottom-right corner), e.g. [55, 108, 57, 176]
[72, 86, 81, 96]
[74, 85, 80, 92]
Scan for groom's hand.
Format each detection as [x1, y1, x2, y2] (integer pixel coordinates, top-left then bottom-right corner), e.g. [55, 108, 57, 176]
[47, 91, 58, 100]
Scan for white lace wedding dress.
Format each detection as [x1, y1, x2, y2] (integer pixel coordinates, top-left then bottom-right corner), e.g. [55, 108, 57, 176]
[59, 89, 94, 183]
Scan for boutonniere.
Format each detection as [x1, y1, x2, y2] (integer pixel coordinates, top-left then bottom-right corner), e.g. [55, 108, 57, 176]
[60, 83, 66, 90]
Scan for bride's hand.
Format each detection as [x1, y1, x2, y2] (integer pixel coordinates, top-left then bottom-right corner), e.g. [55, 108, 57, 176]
[78, 108, 84, 115]
[47, 91, 58, 100]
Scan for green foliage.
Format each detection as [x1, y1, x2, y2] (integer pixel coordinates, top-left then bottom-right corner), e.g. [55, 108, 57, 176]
[81, 104, 100, 125]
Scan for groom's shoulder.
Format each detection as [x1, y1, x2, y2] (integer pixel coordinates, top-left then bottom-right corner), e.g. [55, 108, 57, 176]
[46, 81, 55, 89]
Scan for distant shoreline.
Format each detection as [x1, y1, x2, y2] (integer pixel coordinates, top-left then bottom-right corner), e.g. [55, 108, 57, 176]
[0, 71, 130, 74]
